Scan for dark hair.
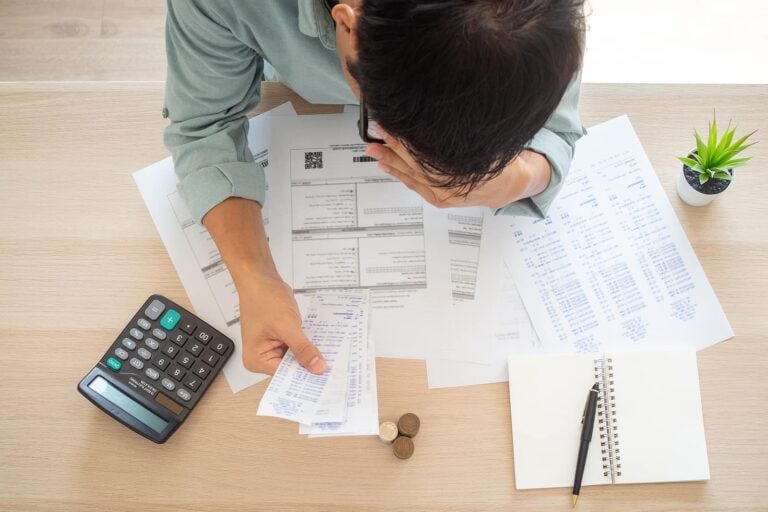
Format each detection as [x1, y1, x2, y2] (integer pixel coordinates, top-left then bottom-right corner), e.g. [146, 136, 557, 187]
[349, 0, 585, 192]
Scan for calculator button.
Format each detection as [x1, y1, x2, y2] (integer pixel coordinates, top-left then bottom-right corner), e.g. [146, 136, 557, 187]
[121, 338, 137, 350]
[145, 367, 160, 380]
[129, 357, 144, 370]
[137, 347, 152, 360]
[178, 353, 194, 369]
[153, 356, 170, 370]
[176, 389, 192, 402]
[187, 340, 204, 356]
[161, 378, 176, 391]
[106, 357, 122, 371]
[191, 363, 210, 379]
[152, 328, 167, 341]
[195, 330, 213, 344]
[160, 309, 181, 330]
[162, 343, 179, 358]
[211, 340, 229, 355]
[183, 375, 202, 391]
[168, 363, 186, 381]
[144, 299, 165, 320]
[129, 328, 144, 340]
[170, 332, 188, 347]
[179, 320, 197, 335]
[201, 349, 220, 367]
[137, 318, 152, 330]
[114, 348, 129, 360]
[144, 338, 159, 350]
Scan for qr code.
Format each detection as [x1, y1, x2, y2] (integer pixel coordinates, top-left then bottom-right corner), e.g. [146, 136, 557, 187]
[304, 151, 323, 169]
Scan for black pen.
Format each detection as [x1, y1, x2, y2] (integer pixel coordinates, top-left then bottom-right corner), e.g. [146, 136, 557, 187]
[573, 383, 600, 506]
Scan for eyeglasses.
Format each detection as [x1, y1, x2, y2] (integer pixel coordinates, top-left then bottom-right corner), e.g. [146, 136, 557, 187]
[357, 95, 384, 144]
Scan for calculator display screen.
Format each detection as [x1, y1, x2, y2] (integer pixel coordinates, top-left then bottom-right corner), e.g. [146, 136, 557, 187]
[89, 376, 168, 434]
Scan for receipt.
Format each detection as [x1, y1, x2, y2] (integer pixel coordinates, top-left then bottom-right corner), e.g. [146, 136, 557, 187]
[257, 291, 369, 425]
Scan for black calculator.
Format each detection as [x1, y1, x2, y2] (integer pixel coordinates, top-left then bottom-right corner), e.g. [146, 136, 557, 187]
[78, 295, 234, 443]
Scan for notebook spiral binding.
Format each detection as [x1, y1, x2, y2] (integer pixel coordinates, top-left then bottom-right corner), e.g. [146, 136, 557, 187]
[594, 357, 621, 483]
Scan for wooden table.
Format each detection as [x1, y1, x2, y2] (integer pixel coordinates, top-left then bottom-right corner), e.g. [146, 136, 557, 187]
[1, 82, 766, 512]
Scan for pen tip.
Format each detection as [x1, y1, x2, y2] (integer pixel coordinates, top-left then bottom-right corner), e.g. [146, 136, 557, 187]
[572, 494, 578, 507]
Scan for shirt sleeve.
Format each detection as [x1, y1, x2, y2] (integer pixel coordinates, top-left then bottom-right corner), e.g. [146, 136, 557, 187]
[495, 71, 585, 218]
[163, 0, 266, 224]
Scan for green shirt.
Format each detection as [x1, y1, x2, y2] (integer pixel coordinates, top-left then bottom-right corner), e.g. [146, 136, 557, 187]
[164, 0, 584, 224]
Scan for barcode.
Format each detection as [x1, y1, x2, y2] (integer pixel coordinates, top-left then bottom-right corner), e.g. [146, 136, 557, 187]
[353, 156, 377, 163]
[304, 151, 323, 169]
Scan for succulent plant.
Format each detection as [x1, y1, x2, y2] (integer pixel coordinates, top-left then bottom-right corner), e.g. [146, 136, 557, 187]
[677, 114, 757, 185]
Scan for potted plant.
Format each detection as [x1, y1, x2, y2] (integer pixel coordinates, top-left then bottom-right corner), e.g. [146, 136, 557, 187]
[676, 114, 757, 206]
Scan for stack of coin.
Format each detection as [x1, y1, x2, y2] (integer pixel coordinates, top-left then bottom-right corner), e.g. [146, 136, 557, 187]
[379, 413, 420, 459]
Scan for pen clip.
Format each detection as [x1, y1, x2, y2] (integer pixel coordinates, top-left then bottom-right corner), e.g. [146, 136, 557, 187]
[580, 384, 599, 424]
[580, 390, 590, 425]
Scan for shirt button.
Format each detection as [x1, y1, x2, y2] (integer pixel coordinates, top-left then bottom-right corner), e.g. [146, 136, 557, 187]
[162, 107, 169, 118]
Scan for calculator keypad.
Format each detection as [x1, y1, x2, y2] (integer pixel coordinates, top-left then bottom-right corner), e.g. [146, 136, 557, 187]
[98, 295, 233, 418]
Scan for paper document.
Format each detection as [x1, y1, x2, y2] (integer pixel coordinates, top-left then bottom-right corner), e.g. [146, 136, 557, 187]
[267, 114, 460, 361]
[446, 208, 485, 303]
[257, 291, 375, 429]
[497, 115, 733, 352]
[427, 255, 536, 389]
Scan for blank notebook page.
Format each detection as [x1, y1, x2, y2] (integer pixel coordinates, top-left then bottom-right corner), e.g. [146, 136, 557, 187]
[508, 354, 609, 490]
[612, 350, 709, 484]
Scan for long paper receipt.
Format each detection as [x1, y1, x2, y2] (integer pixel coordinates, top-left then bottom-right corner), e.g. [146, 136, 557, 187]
[257, 291, 372, 427]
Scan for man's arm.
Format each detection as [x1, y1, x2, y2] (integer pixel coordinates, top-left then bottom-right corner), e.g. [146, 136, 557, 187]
[202, 199, 326, 375]
[495, 71, 585, 218]
[164, 0, 265, 224]
[163, 0, 325, 375]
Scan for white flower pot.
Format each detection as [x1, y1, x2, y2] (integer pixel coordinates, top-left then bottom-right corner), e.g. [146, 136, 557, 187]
[677, 170, 716, 206]
[676, 156, 733, 207]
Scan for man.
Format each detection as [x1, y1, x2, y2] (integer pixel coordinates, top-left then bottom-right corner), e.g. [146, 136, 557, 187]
[163, 0, 585, 376]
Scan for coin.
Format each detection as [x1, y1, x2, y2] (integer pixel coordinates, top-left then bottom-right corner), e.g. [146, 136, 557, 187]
[378, 421, 398, 444]
[397, 412, 420, 438]
[393, 436, 415, 459]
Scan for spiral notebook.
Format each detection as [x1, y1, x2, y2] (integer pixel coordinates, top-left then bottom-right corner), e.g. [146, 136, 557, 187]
[508, 350, 710, 489]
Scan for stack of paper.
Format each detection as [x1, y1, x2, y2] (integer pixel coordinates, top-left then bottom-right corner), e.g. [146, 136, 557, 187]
[426, 115, 734, 388]
[256, 291, 379, 437]
[134, 103, 733, 400]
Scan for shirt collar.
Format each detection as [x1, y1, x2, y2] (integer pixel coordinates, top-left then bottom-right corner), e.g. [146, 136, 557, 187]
[298, 0, 337, 50]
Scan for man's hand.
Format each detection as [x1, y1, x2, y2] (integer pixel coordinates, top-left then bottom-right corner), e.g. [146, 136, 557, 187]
[238, 271, 327, 375]
[364, 129, 552, 209]
[202, 197, 326, 376]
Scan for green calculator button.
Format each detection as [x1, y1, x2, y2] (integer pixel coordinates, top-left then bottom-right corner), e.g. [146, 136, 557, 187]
[160, 309, 181, 330]
[106, 357, 122, 371]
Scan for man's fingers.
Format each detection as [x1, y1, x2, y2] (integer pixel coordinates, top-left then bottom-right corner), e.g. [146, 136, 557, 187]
[377, 129, 421, 171]
[378, 163, 439, 205]
[242, 342, 285, 375]
[366, 144, 417, 180]
[280, 326, 327, 374]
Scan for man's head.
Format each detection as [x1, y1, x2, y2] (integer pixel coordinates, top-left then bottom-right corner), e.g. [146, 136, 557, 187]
[332, 0, 585, 191]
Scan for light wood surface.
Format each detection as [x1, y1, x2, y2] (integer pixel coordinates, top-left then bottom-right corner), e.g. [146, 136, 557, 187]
[1, 81, 767, 512]
[0, 0, 166, 81]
